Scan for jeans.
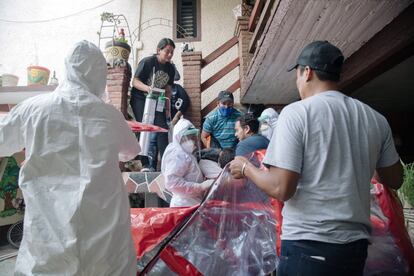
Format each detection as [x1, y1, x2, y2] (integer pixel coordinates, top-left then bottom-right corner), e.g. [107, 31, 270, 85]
[147, 132, 168, 170]
[277, 239, 368, 276]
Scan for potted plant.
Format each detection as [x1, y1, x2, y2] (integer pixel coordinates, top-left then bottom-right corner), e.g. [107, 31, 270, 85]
[399, 161, 414, 208]
[100, 13, 131, 65]
[104, 29, 131, 63]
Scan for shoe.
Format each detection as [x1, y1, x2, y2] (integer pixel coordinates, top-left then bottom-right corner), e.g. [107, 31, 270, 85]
[140, 168, 151, 172]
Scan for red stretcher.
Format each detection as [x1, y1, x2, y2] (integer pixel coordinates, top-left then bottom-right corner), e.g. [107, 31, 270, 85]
[130, 151, 278, 275]
[130, 150, 414, 275]
[126, 120, 168, 133]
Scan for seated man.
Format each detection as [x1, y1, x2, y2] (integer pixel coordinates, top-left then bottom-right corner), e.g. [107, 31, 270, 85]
[234, 113, 269, 156]
[201, 91, 241, 150]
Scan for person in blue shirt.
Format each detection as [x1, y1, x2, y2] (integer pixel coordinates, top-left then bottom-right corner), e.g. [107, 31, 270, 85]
[234, 113, 269, 156]
[201, 91, 241, 149]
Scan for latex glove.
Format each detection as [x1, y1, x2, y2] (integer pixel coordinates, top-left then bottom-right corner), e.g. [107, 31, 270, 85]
[200, 179, 214, 190]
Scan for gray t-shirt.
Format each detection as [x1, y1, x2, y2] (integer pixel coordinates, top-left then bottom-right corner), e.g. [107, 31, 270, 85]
[263, 91, 399, 244]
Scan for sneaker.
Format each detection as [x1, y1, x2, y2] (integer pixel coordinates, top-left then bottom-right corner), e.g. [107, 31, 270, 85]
[140, 168, 151, 172]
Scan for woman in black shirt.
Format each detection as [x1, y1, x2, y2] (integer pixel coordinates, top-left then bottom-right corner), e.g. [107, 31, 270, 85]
[130, 38, 175, 171]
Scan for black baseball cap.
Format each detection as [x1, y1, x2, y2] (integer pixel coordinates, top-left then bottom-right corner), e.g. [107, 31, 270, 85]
[217, 90, 234, 102]
[287, 41, 344, 75]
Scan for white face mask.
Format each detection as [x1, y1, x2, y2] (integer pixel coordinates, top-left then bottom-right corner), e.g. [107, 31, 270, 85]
[260, 123, 273, 140]
[181, 140, 195, 154]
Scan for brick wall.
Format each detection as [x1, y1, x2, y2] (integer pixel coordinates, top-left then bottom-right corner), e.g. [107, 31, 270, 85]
[106, 66, 131, 119]
[235, 16, 253, 101]
[182, 51, 202, 128]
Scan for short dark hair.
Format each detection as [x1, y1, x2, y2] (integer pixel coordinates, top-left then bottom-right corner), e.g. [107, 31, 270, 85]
[157, 38, 176, 50]
[237, 113, 260, 134]
[298, 65, 340, 82]
[218, 148, 235, 169]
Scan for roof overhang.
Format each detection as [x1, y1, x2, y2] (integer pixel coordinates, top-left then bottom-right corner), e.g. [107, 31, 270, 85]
[242, 0, 414, 105]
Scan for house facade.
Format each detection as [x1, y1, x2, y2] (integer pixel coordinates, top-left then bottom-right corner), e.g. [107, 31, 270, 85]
[168, 0, 414, 164]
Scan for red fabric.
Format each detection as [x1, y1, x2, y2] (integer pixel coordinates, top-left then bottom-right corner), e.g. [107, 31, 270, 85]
[254, 150, 284, 256]
[130, 206, 198, 258]
[371, 180, 414, 274]
[126, 120, 168, 133]
[159, 245, 203, 276]
[270, 199, 283, 256]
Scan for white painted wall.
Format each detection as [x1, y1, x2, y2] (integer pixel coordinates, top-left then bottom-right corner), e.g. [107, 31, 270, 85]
[0, 0, 241, 108]
[0, 0, 140, 86]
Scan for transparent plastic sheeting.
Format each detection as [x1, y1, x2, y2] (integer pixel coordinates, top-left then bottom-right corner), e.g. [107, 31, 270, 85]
[131, 167, 278, 275]
[364, 180, 414, 275]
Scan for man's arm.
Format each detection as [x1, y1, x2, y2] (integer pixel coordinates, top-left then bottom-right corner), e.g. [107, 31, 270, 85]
[376, 161, 403, 190]
[165, 85, 172, 120]
[171, 110, 182, 126]
[0, 106, 24, 157]
[132, 78, 151, 93]
[229, 156, 300, 201]
[201, 130, 211, 148]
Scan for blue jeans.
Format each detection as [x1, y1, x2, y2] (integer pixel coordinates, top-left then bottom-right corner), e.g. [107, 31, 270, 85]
[147, 133, 158, 170]
[277, 239, 368, 276]
[147, 132, 169, 170]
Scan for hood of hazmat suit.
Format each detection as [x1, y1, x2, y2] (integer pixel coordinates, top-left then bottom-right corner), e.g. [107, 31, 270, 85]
[0, 40, 140, 276]
[161, 118, 204, 207]
[258, 108, 279, 140]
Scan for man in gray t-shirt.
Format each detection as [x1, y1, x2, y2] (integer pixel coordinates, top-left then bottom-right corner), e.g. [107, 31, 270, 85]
[229, 41, 403, 276]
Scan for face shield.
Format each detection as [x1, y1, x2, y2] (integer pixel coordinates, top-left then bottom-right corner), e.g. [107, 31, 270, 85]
[180, 127, 201, 158]
[258, 115, 273, 140]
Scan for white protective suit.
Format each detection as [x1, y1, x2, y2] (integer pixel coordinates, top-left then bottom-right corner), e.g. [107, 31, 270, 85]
[259, 108, 279, 140]
[161, 119, 205, 207]
[0, 41, 139, 276]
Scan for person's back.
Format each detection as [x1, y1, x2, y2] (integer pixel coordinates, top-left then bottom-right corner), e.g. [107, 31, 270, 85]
[236, 135, 269, 157]
[277, 90, 396, 243]
[231, 41, 403, 275]
[0, 41, 139, 275]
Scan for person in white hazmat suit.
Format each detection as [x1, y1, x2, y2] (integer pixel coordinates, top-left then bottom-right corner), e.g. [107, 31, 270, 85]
[258, 108, 279, 140]
[161, 118, 213, 207]
[0, 41, 139, 275]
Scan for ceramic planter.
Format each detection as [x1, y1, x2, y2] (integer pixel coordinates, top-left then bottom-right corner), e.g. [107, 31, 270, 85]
[27, 66, 50, 86]
[105, 40, 131, 64]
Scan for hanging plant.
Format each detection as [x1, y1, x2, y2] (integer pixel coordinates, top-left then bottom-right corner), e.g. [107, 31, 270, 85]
[400, 162, 414, 207]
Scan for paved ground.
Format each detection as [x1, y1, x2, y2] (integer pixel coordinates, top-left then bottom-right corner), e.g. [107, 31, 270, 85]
[0, 245, 17, 276]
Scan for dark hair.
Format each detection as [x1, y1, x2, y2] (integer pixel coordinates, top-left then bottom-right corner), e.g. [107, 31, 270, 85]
[298, 65, 340, 82]
[237, 113, 260, 134]
[157, 38, 176, 51]
[218, 148, 235, 169]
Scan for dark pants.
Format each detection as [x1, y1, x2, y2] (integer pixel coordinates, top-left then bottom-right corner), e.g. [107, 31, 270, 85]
[277, 239, 368, 276]
[130, 91, 168, 170]
[147, 132, 169, 170]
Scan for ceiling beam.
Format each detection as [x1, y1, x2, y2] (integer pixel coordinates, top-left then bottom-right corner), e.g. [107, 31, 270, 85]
[340, 3, 414, 95]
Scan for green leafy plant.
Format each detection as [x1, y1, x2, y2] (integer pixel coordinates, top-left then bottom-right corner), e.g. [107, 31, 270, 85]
[115, 36, 128, 44]
[400, 162, 414, 207]
[99, 12, 128, 44]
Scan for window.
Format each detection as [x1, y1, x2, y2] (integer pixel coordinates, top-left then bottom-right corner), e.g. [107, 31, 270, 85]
[173, 0, 201, 41]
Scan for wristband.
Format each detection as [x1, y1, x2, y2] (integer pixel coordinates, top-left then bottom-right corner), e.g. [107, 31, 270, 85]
[241, 162, 248, 177]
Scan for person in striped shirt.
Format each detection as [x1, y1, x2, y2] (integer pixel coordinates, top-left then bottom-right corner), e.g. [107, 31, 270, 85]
[201, 91, 241, 150]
